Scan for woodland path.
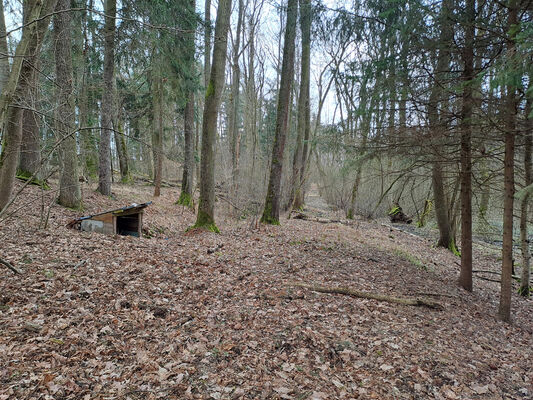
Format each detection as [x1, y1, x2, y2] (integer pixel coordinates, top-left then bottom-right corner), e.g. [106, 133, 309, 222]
[0, 181, 532, 399]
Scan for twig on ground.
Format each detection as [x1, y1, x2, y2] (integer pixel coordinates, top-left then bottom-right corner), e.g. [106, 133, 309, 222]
[0, 258, 22, 274]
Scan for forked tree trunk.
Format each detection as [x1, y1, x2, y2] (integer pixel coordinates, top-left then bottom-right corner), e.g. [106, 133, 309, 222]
[458, 0, 475, 291]
[98, 0, 116, 196]
[499, 0, 517, 322]
[194, 0, 232, 231]
[261, 0, 298, 225]
[519, 95, 532, 296]
[54, 0, 81, 208]
[0, 0, 57, 212]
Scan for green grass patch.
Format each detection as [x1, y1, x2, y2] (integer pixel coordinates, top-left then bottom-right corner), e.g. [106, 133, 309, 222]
[392, 248, 428, 271]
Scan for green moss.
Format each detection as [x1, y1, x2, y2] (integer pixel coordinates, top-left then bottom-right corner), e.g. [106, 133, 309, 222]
[188, 209, 220, 233]
[449, 238, 461, 257]
[176, 192, 194, 208]
[416, 199, 432, 228]
[260, 200, 280, 225]
[16, 170, 50, 190]
[260, 207, 279, 224]
[120, 174, 133, 184]
[388, 206, 400, 216]
[205, 80, 215, 99]
[393, 248, 427, 271]
[347, 209, 354, 220]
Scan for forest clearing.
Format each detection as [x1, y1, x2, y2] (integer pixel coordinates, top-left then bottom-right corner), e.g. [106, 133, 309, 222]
[0, 181, 531, 399]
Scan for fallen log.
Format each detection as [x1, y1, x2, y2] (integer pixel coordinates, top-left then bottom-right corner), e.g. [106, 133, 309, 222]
[0, 258, 22, 274]
[291, 282, 443, 310]
[291, 212, 352, 225]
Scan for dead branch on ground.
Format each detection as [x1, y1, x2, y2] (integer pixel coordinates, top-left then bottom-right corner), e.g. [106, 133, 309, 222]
[0, 258, 22, 274]
[291, 282, 443, 310]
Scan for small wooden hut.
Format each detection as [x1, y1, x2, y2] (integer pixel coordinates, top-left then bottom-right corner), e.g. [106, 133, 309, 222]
[68, 202, 152, 237]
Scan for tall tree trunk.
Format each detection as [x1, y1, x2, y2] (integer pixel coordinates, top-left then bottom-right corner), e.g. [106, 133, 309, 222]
[98, 0, 116, 196]
[204, 0, 212, 88]
[458, 0, 475, 291]
[499, 0, 517, 322]
[261, 0, 298, 225]
[79, 0, 97, 178]
[290, 0, 311, 211]
[179, 92, 195, 206]
[0, 0, 8, 96]
[113, 112, 129, 182]
[228, 0, 244, 198]
[178, 0, 197, 207]
[429, 0, 456, 252]
[54, 0, 81, 208]
[113, 79, 130, 183]
[152, 73, 163, 197]
[18, 0, 43, 179]
[0, 0, 57, 212]
[194, 0, 232, 231]
[519, 95, 532, 296]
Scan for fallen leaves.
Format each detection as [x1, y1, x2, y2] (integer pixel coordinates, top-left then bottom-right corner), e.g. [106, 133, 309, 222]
[0, 181, 532, 399]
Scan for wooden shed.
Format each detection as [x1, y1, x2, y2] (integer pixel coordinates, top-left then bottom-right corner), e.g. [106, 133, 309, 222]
[69, 202, 152, 237]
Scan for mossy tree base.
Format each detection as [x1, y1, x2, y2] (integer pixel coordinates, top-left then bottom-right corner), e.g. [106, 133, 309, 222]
[188, 209, 220, 233]
[261, 201, 280, 225]
[260, 213, 280, 225]
[449, 239, 461, 257]
[177, 192, 194, 208]
[346, 209, 354, 220]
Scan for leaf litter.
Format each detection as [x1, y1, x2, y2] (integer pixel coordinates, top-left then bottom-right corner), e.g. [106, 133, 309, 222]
[0, 181, 532, 399]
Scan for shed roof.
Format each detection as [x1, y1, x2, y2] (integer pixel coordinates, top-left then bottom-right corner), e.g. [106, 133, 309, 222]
[77, 202, 152, 221]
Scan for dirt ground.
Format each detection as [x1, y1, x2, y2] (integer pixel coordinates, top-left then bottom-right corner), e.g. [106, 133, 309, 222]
[0, 181, 532, 399]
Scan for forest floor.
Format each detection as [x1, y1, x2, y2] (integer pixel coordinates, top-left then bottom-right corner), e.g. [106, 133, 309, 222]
[0, 181, 532, 400]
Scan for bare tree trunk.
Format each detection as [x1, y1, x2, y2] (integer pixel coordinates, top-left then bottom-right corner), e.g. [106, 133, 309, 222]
[458, 0, 475, 291]
[178, 0, 197, 207]
[428, 0, 456, 252]
[0, 0, 8, 96]
[79, 1, 97, 179]
[54, 0, 81, 208]
[204, 0, 212, 87]
[519, 95, 532, 296]
[290, 0, 311, 211]
[228, 0, 243, 199]
[261, 0, 298, 225]
[499, 0, 517, 322]
[0, 0, 57, 212]
[152, 73, 163, 197]
[18, 0, 43, 179]
[98, 0, 116, 196]
[194, 0, 232, 231]
[113, 79, 130, 183]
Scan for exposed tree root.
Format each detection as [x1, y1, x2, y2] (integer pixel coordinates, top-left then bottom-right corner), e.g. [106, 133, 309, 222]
[291, 282, 443, 310]
[0, 258, 22, 274]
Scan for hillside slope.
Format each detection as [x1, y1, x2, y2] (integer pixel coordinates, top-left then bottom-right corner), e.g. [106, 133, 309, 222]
[1, 182, 531, 399]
